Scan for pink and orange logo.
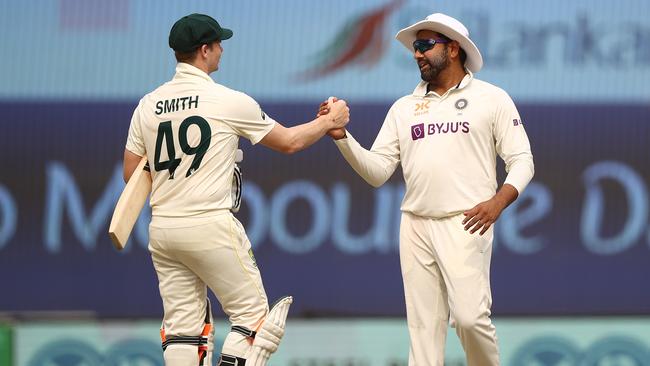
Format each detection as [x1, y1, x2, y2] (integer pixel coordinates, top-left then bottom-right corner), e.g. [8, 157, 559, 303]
[295, 0, 405, 81]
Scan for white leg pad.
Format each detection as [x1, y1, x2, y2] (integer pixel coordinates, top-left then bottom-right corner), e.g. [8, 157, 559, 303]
[202, 299, 215, 366]
[246, 296, 293, 366]
[164, 344, 199, 366]
[160, 298, 215, 366]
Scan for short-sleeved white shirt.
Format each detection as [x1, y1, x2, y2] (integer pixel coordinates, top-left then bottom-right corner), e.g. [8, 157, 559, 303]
[126, 63, 275, 218]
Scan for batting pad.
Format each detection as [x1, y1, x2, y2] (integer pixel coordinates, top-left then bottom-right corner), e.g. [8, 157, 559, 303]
[246, 296, 293, 366]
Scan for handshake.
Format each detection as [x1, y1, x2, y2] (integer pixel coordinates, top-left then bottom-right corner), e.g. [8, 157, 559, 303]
[317, 96, 348, 140]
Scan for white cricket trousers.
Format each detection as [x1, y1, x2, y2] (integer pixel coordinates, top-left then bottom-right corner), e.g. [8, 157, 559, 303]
[149, 211, 269, 364]
[400, 212, 499, 366]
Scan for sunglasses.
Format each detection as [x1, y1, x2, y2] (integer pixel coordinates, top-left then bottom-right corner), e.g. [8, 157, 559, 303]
[412, 38, 450, 54]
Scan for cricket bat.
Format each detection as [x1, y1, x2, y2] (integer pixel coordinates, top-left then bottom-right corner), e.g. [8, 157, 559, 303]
[108, 156, 152, 250]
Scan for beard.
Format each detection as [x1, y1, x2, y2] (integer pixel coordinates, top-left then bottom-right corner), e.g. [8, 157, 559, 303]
[418, 46, 450, 82]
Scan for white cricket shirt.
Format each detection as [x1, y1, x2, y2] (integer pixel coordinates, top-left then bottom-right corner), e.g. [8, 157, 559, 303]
[126, 63, 275, 218]
[335, 72, 534, 218]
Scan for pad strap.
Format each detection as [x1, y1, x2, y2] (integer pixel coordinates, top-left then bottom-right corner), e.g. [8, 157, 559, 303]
[231, 325, 256, 339]
[219, 353, 247, 366]
[161, 335, 207, 351]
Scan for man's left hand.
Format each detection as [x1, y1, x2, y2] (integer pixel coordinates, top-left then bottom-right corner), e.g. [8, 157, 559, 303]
[462, 197, 507, 235]
[462, 184, 519, 235]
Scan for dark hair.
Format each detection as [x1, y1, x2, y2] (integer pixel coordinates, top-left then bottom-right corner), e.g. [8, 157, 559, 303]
[459, 48, 467, 65]
[437, 33, 467, 67]
[175, 49, 199, 63]
[174, 41, 217, 63]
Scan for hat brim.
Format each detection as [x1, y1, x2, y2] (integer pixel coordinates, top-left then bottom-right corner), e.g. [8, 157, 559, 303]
[395, 20, 483, 72]
[219, 28, 233, 41]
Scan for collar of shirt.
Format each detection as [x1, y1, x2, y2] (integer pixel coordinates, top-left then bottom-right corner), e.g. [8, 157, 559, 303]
[412, 70, 474, 98]
[173, 62, 214, 84]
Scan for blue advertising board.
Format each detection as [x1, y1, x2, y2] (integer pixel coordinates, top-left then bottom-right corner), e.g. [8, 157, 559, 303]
[0, 101, 648, 317]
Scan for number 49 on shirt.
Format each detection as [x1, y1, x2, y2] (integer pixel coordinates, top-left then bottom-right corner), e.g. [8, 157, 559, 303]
[154, 116, 211, 179]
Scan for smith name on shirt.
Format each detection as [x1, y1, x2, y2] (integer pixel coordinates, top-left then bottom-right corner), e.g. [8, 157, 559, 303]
[155, 95, 199, 115]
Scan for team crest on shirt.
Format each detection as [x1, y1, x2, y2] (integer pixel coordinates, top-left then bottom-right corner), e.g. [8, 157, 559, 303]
[413, 101, 430, 116]
[455, 98, 468, 110]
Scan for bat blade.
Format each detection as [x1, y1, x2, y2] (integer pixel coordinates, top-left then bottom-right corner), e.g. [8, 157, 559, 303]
[108, 156, 152, 250]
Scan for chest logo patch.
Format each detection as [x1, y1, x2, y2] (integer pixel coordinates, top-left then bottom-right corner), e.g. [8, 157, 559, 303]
[455, 98, 468, 110]
[414, 101, 430, 116]
[410, 122, 470, 141]
[411, 123, 425, 140]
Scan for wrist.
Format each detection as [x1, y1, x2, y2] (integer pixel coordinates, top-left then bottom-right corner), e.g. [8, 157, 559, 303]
[493, 186, 516, 208]
[333, 130, 347, 140]
[492, 195, 508, 209]
[318, 115, 333, 132]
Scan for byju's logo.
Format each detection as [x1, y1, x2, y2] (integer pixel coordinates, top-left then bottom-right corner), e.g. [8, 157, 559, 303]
[410, 122, 470, 141]
[411, 123, 425, 140]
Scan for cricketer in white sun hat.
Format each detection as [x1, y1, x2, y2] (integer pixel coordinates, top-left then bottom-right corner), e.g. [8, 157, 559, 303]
[395, 13, 483, 72]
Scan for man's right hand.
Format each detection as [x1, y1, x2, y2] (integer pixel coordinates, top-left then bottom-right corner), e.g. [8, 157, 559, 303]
[317, 97, 335, 117]
[318, 97, 347, 140]
[326, 99, 349, 129]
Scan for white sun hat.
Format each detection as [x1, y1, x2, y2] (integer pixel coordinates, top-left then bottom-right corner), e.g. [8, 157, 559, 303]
[395, 13, 483, 72]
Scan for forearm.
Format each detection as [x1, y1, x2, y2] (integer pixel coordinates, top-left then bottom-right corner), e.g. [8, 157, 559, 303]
[284, 116, 330, 153]
[493, 183, 519, 209]
[504, 154, 535, 194]
[123, 149, 144, 183]
[334, 132, 396, 187]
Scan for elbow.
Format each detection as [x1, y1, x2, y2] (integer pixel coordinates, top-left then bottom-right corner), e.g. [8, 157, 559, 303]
[352, 166, 391, 188]
[521, 158, 535, 180]
[275, 130, 302, 154]
[530, 160, 535, 178]
[284, 145, 300, 155]
[282, 140, 305, 155]
[506, 155, 534, 176]
[281, 145, 298, 155]
[367, 176, 387, 188]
